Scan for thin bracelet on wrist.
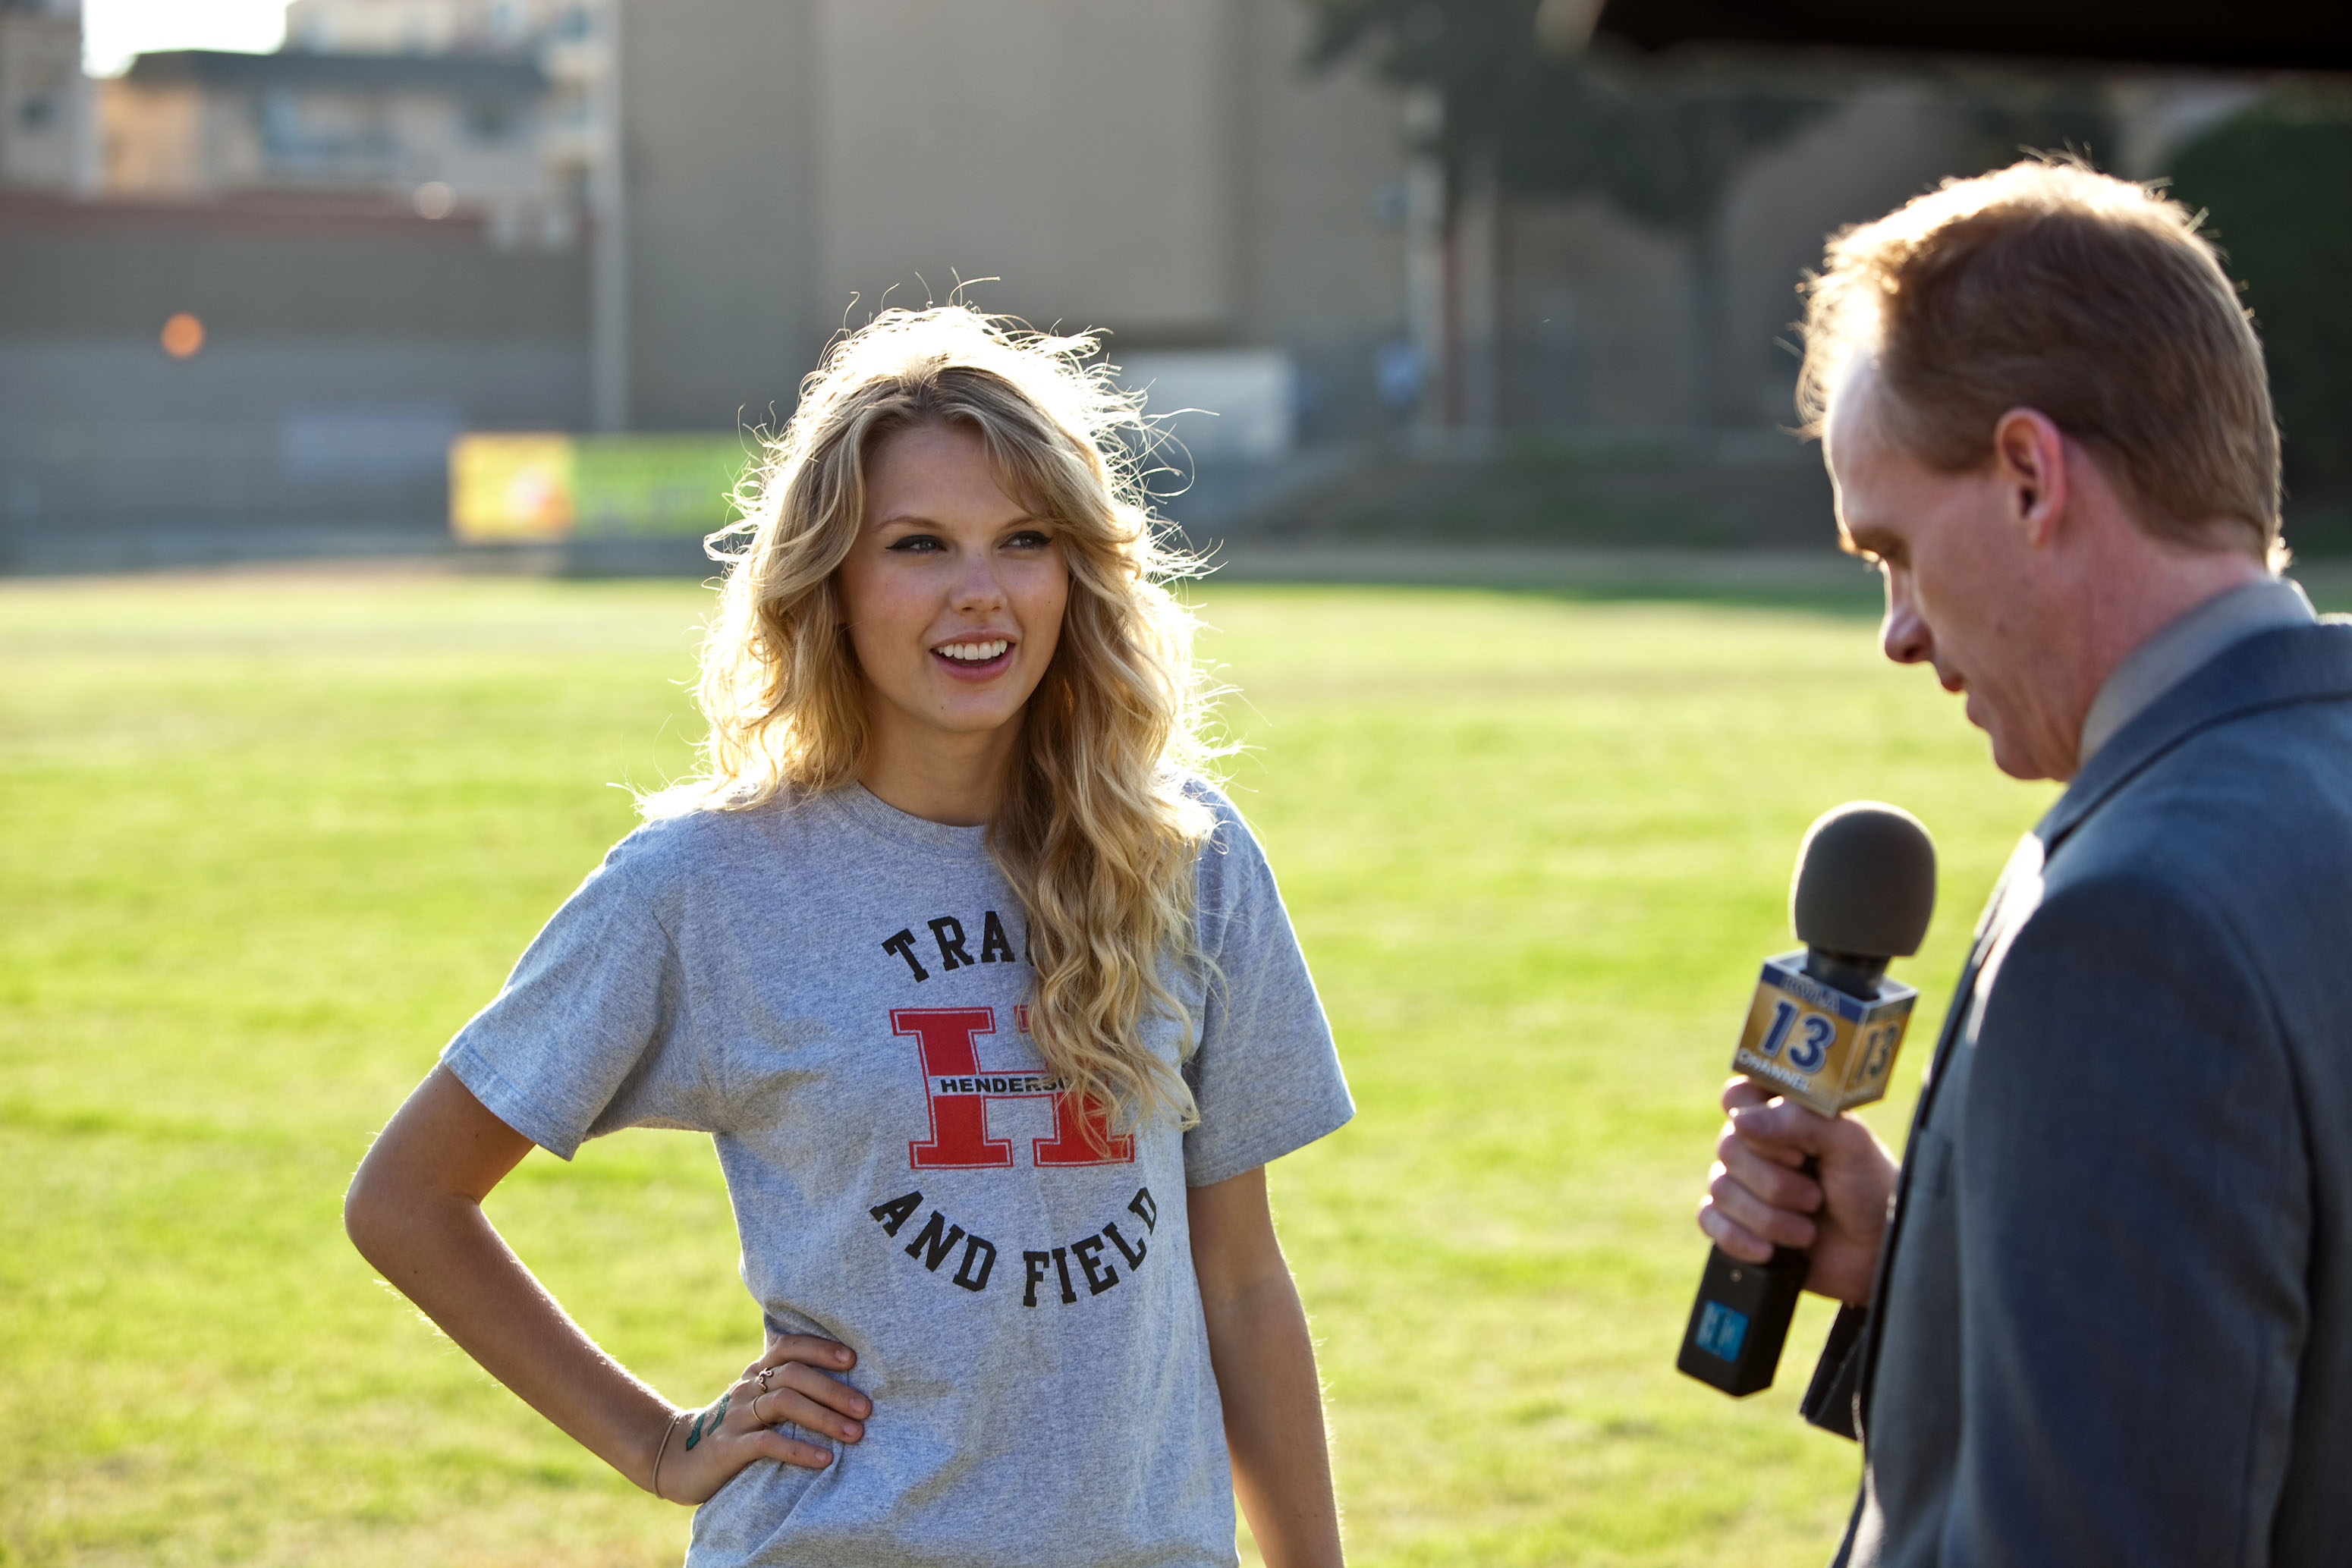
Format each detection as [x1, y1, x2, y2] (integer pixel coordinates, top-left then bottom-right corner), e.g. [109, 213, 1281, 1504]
[649, 1410, 686, 1502]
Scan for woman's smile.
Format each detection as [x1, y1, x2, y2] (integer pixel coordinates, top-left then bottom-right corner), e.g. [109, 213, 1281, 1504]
[929, 635, 1016, 678]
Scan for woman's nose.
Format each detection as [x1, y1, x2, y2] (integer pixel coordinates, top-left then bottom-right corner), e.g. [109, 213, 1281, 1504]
[950, 550, 1007, 611]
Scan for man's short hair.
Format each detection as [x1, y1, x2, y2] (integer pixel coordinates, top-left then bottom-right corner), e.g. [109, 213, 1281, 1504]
[1798, 158, 2282, 564]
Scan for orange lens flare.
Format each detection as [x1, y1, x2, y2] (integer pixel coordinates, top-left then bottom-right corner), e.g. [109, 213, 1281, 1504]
[160, 313, 205, 358]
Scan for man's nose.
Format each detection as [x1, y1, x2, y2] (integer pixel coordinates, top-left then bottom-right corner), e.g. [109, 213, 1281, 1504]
[1880, 578, 1932, 666]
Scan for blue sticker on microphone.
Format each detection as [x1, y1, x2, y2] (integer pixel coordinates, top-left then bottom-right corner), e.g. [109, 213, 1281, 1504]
[1695, 1300, 1750, 1362]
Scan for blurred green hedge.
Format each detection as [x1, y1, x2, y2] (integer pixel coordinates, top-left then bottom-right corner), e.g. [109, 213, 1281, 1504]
[2170, 104, 2352, 548]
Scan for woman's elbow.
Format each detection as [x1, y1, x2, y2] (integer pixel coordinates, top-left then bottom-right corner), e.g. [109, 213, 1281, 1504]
[342, 1148, 406, 1267]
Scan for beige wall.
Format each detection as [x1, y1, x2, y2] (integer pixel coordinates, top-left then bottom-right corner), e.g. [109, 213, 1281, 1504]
[100, 81, 203, 193]
[620, 0, 1410, 432]
[98, 81, 268, 196]
[1232, 0, 1405, 344]
[812, 0, 1240, 336]
[619, 0, 822, 430]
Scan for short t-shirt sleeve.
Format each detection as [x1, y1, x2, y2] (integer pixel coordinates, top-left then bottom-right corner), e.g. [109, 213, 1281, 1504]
[1182, 788, 1353, 1187]
[440, 831, 721, 1160]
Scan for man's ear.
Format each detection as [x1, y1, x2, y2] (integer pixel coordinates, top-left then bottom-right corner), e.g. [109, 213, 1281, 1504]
[1990, 407, 2070, 547]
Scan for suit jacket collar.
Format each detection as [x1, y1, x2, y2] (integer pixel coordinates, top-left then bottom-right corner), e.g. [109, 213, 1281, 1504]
[2036, 618, 2352, 856]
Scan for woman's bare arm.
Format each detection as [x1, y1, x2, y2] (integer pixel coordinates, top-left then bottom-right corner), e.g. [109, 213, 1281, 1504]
[344, 1064, 868, 1502]
[1190, 1165, 1344, 1568]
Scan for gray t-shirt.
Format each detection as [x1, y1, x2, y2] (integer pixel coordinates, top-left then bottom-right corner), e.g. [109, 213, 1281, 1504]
[442, 780, 1351, 1568]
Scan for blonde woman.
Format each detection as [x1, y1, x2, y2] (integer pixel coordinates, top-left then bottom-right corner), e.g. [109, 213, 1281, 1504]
[345, 307, 1352, 1567]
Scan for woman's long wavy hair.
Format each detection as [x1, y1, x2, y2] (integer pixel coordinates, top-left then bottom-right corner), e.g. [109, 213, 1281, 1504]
[643, 306, 1217, 1135]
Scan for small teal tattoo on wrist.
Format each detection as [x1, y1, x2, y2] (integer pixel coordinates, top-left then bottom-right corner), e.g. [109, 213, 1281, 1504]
[685, 1392, 730, 1451]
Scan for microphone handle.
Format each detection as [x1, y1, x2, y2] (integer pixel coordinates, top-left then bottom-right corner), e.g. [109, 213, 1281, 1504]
[1676, 1157, 1816, 1397]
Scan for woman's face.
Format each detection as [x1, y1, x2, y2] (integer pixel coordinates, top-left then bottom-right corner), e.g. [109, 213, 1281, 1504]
[835, 420, 1071, 776]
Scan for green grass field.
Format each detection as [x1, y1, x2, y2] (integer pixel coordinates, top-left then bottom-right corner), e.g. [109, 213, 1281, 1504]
[1, 568, 2076, 1566]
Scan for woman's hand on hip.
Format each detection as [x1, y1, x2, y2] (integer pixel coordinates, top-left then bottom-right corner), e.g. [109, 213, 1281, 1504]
[652, 1335, 871, 1504]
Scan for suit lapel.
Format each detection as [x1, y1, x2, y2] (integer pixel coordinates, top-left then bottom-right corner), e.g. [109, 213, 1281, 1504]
[1851, 835, 2034, 1432]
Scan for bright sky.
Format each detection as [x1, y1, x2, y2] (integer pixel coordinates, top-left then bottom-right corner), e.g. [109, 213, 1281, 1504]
[83, 0, 288, 77]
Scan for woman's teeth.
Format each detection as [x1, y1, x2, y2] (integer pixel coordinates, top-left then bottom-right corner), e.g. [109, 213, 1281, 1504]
[936, 639, 1009, 663]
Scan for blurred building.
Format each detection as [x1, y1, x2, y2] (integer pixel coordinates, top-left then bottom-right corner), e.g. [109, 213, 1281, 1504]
[0, 0, 2283, 566]
[1, 0, 1413, 566]
[284, 0, 572, 54]
[0, 0, 92, 191]
[278, 0, 608, 230]
[99, 49, 571, 244]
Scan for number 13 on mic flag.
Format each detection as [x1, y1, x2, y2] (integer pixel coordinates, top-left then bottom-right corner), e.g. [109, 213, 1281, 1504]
[1732, 953, 1918, 1118]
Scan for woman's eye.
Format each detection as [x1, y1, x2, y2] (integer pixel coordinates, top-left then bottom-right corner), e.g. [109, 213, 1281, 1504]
[887, 534, 943, 554]
[1006, 530, 1053, 550]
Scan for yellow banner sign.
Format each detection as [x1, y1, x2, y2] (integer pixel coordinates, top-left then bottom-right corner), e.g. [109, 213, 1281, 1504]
[450, 433, 752, 542]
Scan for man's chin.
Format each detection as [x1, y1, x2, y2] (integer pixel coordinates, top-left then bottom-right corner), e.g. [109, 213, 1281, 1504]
[1984, 727, 2067, 784]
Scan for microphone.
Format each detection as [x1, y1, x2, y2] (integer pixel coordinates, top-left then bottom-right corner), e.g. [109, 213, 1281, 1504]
[1677, 802, 1936, 1398]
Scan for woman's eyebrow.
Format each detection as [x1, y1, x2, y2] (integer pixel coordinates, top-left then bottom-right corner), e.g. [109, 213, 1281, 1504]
[871, 511, 1043, 529]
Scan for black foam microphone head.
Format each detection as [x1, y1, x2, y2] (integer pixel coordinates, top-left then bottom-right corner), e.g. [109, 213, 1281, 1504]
[1789, 802, 1937, 960]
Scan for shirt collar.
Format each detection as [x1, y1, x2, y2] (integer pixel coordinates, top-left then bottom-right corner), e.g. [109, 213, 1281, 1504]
[2077, 576, 2316, 770]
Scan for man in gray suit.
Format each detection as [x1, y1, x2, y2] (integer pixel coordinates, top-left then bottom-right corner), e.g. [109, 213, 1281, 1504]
[1700, 159, 2352, 1564]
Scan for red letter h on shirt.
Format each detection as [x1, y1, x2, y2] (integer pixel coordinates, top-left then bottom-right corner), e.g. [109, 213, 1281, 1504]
[893, 1006, 1134, 1169]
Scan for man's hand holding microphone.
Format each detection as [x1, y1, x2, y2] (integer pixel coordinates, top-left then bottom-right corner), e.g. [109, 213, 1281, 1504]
[1700, 1073, 1898, 1309]
[1675, 803, 1934, 1397]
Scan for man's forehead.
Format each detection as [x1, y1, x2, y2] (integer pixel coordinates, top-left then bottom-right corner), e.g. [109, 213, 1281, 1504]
[1822, 355, 1885, 467]
[1819, 357, 1900, 558]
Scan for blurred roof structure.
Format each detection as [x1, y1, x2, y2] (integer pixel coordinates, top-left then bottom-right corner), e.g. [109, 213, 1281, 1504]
[121, 49, 545, 96]
[0, 189, 494, 243]
[1586, 0, 2352, 71]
